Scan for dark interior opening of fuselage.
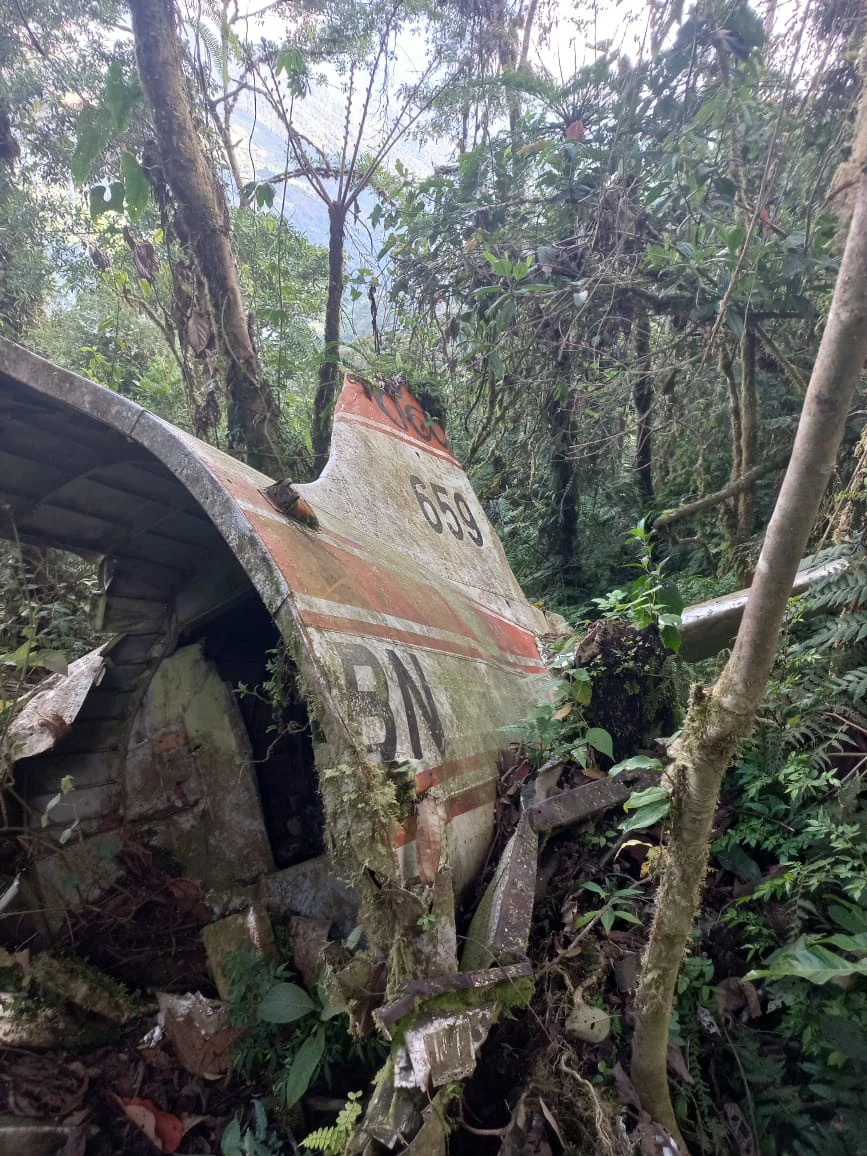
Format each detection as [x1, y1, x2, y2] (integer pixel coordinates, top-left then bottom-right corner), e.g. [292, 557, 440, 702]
[184, 596, 324, 869]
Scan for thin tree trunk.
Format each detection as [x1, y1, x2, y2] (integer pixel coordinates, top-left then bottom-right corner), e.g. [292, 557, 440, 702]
[312, 201, 347, 476]
[518, 0, 539, 69]
[736, 326, 758, 541]
[633, 310, 654, 505]
[548, 386, 579, 588]
[631, 154, 867, 1154]
[720, 342, 742, 544]
[128, 0, 280, 475]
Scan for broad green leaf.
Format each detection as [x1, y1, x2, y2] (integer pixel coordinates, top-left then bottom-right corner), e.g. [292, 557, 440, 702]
[623, 786, 668, 811]
[572, 910, 599, 929]
[72, 105, 112, 185]
[620, 798, 671, 834]
[257, 981, 316, 1024]
[220, 1118, 243, 1156]
[825, 932, 867, 952]
[601, 907, 616, 934]
[747, 936, 867, 985]
[586, 727, 613, 759]
[614, 909, 642, 925]
[609, 755, 662, 776]
[661, 624, 682, 653]
[255, 182, 275, 209]
[35, 650, 68, 675]
[281, 1026, 325, 1108]
[121, 153, 150, 222]
[105, 61, 141, 133]
[3, 641, 32, 668]
[571, 678, 592, 706]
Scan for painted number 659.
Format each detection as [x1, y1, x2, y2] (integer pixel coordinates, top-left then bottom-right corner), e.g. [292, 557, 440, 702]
[409, 475, 484, 547]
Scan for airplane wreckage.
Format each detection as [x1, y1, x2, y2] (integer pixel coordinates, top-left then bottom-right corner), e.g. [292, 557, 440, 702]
[0, 337, 840, 1152]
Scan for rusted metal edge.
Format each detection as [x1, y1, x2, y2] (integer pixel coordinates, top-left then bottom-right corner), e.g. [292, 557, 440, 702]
[376, 960, 534, 1028]
[526, 770, 658, 833]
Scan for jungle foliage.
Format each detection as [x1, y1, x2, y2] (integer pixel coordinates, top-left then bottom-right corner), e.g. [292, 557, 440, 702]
[2, 0, 867, 1153]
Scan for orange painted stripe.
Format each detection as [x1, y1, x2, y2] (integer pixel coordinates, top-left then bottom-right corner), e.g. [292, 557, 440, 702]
[302, 609, 488, 662]
[335, 377, 459, 464]
[393, 779, 498, 848]
[335, 411, 460, 467]
[301, 609, 547, 676]
[246, 512, 545, 668]
[414, 749, 502, 793]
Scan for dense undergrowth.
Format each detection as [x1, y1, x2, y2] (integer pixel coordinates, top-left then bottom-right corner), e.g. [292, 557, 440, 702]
[471, 541, 867, 1156]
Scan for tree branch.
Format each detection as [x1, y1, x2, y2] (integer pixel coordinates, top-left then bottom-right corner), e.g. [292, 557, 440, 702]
[653, 454, 790, 532]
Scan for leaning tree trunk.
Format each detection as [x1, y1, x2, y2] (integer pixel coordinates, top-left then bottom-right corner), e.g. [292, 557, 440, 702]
[631, 95, 867, 1149]
[312, 201, 347, 476]
[128, 0, 280, 475]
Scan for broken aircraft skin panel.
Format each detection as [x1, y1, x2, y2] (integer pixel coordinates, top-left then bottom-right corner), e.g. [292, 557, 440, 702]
[0, 336, 555, 925]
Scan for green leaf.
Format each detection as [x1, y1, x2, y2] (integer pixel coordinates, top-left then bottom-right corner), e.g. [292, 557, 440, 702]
[623, 786, 668, 811]
[71, 105, 112, 185]
[725, 309, 745, 339]
[620, 798, 671, 834]
[220, 1118, 243, 1156]
[105, 61, 141, 133]
[257, 982, 316, 1023]
[317, 984, 342, 1020]
[585, 728, 613, 758]
[571, 678, 592, 706]
[661, 624, 682, 653]
[609, 755, 662, 776]
[825, 932, 867, 952]
[276, 47, 309, 96]
[572, 910, 599, 929]
[601, 907, 616, 934]
[3, 641, 32, 668]
[89, 183, 125, 219]
[35, 649, 68, 675]
[281, 1026, 325, 1108]
[255, 182, 275, 209]
[614, 909, 642, 925]
[747, 936, 867, 985]
[121, 153, 150, 223]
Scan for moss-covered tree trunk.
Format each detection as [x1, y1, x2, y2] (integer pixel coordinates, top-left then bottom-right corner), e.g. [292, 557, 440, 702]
[631, 71, 867, 1148]
[128, 0, 280, 475]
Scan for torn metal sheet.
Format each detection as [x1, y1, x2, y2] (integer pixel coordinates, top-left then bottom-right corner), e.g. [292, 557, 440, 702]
[526, 770, 658, 833]
[461, 812, 538, 970]
[394, 1005, 496, 1089]
[8, 648, 107, 761]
